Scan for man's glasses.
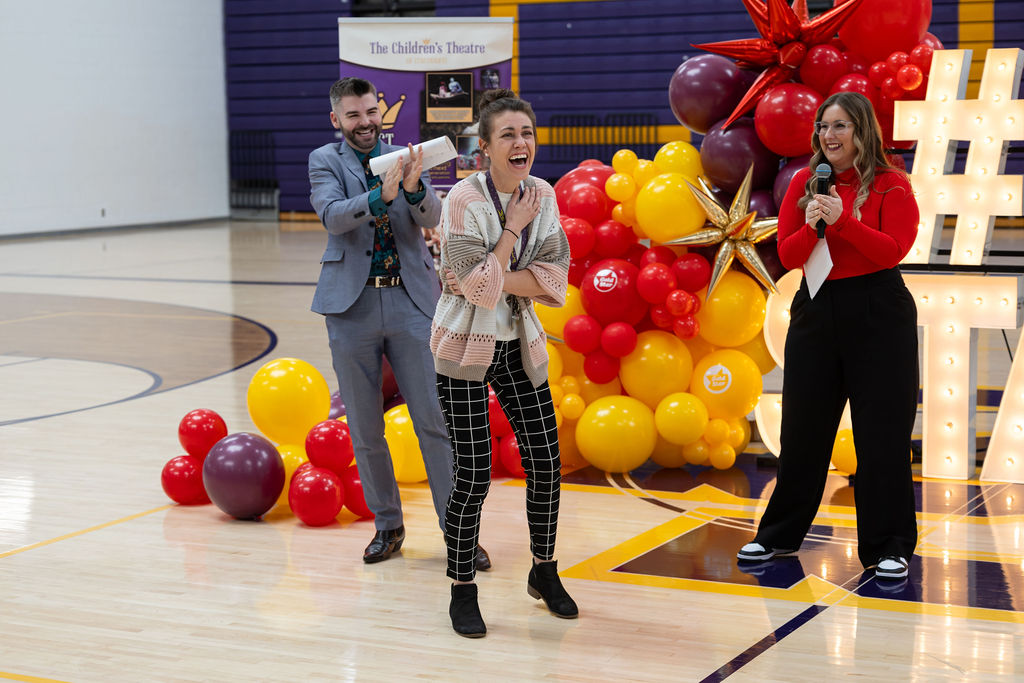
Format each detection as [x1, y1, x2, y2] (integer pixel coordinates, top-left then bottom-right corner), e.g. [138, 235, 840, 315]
[815, 120, 854, 135]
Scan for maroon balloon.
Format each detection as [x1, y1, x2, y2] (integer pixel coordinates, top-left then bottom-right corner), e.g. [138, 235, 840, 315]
[800, 45, 847, 96]
[328, 391, 346, 419]
[773, 155, 812, 209]
[735, 236, 787, 283]
[668, 55, 750, 134]
[748, 189, 777, 219]
[754, 83, 823, 157]
[202, 432, 285, 520]
[699, 117, 781, 194]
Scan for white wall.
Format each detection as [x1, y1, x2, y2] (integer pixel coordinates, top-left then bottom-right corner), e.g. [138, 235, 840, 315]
[0, 1, 229, 235]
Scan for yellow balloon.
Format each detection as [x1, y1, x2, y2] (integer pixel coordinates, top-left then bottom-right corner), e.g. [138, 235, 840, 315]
[703, 417, 731, 445]
[654, 392, 709, 445]
[536, 284, 585, 339]
[620, 330, 694, 410]
[549, 383, 565, 405]
[696, 270, 766, 347]
[576, 395, 657, 473]
[546, 342, 564, 382]
[632, 159, 660, 188]
[247, 358, 331, 445]
[557, 344, 586, 378]
[635, 172, 707, 244]
[275, 444, 309, 507]
[558, 422, 587, 470]
[726, 417, 752, 454]
[831, 428, 858, 475]
[612, 148, 639, 175]
[708, 442, 737, 470]
[559, 375, 581, 396]
[613, 200, 638, 230]
[577, 374, 623, 404]
[554, 407, 564, 428]
[559, 393, 586, 420]
[683, 335, 718, 366]
[733, 330, 776, 375]
[690, 349, 764, 420]
[682, 439, 710, 465]
[604, 173, 637, 203]
[653, 140, 704, 180]
[650, 435, 688, 468]
[384, 404, 427, 483]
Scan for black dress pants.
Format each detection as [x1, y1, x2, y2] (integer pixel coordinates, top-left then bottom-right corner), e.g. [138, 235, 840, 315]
[754, 267, 919, 567]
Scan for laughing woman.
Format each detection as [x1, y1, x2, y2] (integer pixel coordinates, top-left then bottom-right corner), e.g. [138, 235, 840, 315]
[429, 89, 575, 637]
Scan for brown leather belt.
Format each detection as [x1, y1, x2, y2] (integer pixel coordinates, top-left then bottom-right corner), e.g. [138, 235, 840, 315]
[366, 275, 402, 288]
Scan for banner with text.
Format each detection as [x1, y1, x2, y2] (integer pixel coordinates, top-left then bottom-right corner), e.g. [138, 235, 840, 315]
[338, 17, 514, 190]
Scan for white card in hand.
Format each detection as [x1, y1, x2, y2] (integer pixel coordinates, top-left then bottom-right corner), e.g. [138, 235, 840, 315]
[368, 136, 456, 176]
[804, 239, 833, 299]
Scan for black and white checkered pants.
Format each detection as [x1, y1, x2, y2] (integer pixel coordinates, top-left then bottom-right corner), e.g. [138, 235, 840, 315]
[436, 339, 561, 582]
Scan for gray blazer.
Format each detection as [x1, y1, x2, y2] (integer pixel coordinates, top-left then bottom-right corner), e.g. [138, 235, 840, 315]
[308, 141, 443, 316]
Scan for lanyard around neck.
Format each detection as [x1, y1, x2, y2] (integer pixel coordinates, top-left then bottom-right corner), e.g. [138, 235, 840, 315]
[484, 172, 528, 271]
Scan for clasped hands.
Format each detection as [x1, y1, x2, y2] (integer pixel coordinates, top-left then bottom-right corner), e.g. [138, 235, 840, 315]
[380, 143, 425, 204]
[806, 186, 843, 229]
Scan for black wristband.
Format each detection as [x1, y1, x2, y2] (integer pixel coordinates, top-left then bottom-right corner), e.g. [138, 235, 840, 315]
[502, 227, 520, 239]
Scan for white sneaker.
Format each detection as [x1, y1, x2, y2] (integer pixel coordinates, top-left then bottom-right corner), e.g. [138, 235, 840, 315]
[875, 556, 909, 579]
[737, 542, 774, 561]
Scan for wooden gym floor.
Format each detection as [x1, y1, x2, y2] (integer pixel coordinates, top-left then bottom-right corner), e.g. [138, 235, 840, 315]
[1, 220, 1022, 682]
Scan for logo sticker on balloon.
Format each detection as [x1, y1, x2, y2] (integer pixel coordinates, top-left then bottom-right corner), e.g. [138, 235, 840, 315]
[703, 364, 733, 394]
[593, 268, 618, 293]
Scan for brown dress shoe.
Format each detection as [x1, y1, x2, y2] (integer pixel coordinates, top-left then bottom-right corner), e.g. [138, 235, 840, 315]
[474, 544, 492, 572]
[363, 525, 405, 563]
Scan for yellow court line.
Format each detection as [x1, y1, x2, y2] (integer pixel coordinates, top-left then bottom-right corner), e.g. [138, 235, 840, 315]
[0, 505, 171, 560]
[0, 672, 70, 683]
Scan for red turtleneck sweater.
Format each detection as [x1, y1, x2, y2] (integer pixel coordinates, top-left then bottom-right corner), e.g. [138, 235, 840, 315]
[776, 165, 919, 280]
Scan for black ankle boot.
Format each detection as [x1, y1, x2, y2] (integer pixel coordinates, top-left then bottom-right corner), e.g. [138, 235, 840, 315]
[527, 561, 579, 619]
[449, 583, 486, 637]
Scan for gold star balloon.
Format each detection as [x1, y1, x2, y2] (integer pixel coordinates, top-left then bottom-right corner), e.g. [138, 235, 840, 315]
[665, 165, 779, 295]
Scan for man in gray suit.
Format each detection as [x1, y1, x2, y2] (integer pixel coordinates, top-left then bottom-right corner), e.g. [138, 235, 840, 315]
[309, 77, 489, 568]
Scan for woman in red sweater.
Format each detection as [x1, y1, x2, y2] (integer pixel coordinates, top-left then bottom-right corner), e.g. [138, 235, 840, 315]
[736, 92, 920, 581]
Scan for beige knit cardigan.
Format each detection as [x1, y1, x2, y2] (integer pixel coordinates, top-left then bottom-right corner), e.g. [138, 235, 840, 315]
[430, 173, 570, 386]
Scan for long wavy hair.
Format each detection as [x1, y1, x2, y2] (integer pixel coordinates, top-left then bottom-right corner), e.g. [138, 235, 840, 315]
[799, 92, 902, 218]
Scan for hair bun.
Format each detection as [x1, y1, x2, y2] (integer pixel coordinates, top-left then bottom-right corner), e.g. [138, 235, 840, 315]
[477, 88, 517, 115]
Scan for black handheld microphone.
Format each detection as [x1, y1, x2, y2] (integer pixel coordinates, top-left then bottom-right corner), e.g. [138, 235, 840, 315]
[814, 163, 832, 238]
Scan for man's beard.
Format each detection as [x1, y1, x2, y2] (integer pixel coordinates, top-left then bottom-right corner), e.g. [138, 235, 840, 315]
[344, 123, 381, 153]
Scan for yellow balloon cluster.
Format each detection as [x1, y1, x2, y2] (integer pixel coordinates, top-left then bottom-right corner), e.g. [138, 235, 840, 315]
[620, 331, 693, 410]
[696, 270, 767, 347]
[635, 172, 707, 244]
[275, 444, 309, 508]
[247, 358, 331, 445]
[575, 395, 657, 473]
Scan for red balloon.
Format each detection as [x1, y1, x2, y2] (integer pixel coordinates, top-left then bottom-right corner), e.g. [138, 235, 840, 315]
[800, 45, 847, 97]
[905, 76, 928, 100]
[754, 83, 823, 157]
[295, 461, 316, 479]
[568, 253, 600, 289]
[909, 44, 934, 70]
[639, 245, 677, 268]
[580, 258, 645, 326]
[161, 455, 210, 505]
[600, 322, 638, 358]
[489, 434, 509, 478]
[636, 262, 677, 304]
[178, 409, 227, 462]
[592, 219, 636, 258]
[305, 420, 354, 476]
[673, 315, 700, 340]
[381, 356, 399, 401]
[566, 185, 612, 225]
[896, 64, 923, 91]
[920, 32, 944, 51]
[488, 387, 513, 438]
[829, 73, 875, 104]
[886, 51, 910, 75]
[665, 289, 696, 317]
[562, 217, 595, 259]
[649, 304, 675, 329]
[584, 349, 621, 384]
[671, 253, 712, 292]
[624, 242, 647, 269]
[289, 467, 344, 527]
[881, 77, 905, 101]
[498, 434, 526, 478]
[837, 0, 933, 63]
[554, 164, 614, 215]
[578, 159, 605, 167]
[339, 464, 373, 518]
[844, 52, 870, 75]
[563, 314, 603, 354]
[867, 61, 890, 88]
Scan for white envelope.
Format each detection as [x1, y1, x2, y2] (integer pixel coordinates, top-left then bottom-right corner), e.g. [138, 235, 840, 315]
[368, 136, 457, 176]
[805, 239, 833, 299]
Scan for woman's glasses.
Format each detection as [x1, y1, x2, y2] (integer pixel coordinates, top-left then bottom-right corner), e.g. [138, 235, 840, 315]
[815, 120, 853, 135]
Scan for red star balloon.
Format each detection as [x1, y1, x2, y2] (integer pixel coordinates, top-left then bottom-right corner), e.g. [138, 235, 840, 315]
[693, 0, 864, 129]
